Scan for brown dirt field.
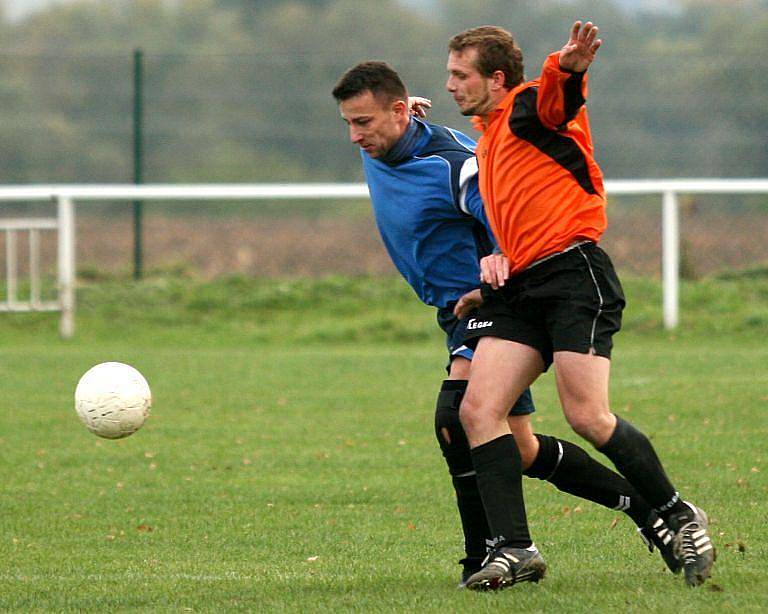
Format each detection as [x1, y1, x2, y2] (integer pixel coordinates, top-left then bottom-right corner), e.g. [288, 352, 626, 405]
[3, 204, 768, 281]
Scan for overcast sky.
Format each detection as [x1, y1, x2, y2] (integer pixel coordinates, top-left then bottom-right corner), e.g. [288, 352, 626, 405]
[3, 0, 681, 23]
[3, 0, 65, 21]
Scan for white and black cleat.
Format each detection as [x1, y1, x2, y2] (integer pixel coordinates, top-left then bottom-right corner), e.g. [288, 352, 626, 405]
[457, 557, 483, 589]
[464, 544, 546, 591]
[638, 511, 682, 574]
[668, 502, 716, 587]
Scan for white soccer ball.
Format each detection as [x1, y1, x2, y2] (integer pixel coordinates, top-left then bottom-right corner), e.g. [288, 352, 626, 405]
[74, 362, 152, 439]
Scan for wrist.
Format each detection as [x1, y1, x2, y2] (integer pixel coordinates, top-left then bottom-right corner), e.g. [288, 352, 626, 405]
[559, 64, 586, 75]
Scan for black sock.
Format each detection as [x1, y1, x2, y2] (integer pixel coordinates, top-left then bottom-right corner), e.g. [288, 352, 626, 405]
[525, 434, 652, 527]
[597, 415, 688, 520]
[471, 434, 531, 549]
[452, 475, 491, 560]
[434, 380, 489, 559]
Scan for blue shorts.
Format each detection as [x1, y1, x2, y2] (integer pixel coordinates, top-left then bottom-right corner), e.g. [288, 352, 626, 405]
[437, 305, 535, 416]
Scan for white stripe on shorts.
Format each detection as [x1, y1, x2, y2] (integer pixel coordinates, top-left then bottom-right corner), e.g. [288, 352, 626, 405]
[577, 245, 604, 352]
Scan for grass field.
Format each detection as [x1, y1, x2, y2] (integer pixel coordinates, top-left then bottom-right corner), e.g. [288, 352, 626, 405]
[1, 274, 767, 612]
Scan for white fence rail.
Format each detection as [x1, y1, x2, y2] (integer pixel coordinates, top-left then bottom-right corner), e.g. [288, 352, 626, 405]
[0, 217, 60, 312]
[1, 179, 767, 337]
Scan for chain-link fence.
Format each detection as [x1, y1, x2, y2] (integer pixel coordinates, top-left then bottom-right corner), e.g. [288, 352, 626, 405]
[0, 46, 766, 283]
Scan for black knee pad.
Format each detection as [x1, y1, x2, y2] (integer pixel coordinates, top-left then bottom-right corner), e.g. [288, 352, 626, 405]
[434, 379, 473, 476]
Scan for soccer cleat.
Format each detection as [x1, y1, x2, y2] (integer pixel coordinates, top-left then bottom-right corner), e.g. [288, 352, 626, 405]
[463, 545, 546, 591]
[638, 511, 682, 574]
[457, 557, 483, 589]
[667, 502, 716, 587]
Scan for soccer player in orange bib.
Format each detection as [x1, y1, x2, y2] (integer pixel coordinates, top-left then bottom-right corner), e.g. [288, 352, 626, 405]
[445, 21, 715, 590]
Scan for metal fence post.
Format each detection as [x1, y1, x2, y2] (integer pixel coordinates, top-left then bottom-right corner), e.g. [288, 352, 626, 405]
[133, 48, 145, 280]
[662, 190, 680, 329]
[57, 195, 76, 339]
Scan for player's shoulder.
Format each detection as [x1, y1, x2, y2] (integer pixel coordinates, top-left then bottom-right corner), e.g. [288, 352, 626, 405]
[420, 121, 476, 159]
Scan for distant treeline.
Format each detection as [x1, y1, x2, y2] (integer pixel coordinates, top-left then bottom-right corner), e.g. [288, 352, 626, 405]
[0, 0, 765, 183]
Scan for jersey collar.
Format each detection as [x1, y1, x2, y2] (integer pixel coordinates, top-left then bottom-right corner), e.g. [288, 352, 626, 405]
[377, 117, 433, 166]
[471, 87, 518, 133]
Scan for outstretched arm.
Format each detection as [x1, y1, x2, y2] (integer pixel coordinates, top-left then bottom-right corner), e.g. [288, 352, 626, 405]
[536, 20, 601, 130]
[559, 20, 602, 73]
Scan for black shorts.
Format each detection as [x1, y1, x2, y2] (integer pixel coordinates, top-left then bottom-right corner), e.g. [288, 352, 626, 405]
[436, 305, 535, 416]
[463, 243, 625, 370]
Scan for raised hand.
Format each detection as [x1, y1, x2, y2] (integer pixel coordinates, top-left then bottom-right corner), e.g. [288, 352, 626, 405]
[559, 21, 602, 73]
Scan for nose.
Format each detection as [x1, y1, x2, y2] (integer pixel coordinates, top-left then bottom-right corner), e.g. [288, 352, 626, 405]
[350, 126, 363, 144]
[445, 76, 455, 93]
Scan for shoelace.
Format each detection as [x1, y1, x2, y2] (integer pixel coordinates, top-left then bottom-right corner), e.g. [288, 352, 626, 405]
[675, 521, 702, 565]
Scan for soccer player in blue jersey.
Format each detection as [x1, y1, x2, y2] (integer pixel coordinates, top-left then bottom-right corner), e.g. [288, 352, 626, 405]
[332, 61, 678, 586]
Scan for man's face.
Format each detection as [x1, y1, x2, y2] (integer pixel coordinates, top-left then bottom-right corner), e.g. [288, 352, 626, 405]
[446, 47, 495, 117]
[339, 91, 407, 158]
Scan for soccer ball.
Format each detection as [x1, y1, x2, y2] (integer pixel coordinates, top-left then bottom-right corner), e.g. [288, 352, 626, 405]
[74, 362, 152, 439]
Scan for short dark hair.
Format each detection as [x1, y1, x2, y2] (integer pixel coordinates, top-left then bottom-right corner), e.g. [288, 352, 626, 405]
[332, 61, 408, 104]
[449, 26, 524, 89]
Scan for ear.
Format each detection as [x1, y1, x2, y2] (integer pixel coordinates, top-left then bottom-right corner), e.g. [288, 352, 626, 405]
[391, 98, 409, 117]
[490, 70, 507, 91]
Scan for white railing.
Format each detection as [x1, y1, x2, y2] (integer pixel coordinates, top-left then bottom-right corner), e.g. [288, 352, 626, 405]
[0, 200, 75, 337]
[1, 179, 767, 337]
[0, 217, 60, 311]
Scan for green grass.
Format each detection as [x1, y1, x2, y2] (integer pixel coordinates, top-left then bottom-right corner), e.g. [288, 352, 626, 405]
[1, 274, 767, 611]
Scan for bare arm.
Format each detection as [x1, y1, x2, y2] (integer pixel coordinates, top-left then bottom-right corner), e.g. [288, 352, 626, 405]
[537, 21, 601, 129]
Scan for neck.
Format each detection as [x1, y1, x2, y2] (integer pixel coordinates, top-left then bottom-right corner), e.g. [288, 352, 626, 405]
[479, 88, 512, 124]
[380, 118, 424, 165]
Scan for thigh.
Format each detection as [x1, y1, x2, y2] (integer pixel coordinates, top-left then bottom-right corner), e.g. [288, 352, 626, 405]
[448, 356, 471, 380]
[462, 337, 544, 446]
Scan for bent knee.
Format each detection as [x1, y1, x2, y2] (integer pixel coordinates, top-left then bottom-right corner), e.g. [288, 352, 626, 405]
[458, 398, 481, 434]
[566, 410, 615, 445]
[459, 389, 494, 435]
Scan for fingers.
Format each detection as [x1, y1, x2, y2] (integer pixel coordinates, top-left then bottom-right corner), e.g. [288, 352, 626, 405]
[584, 23, 598, 47]
[407, 96, 432, 118]
[479, 254, 509, 289]
[453, 289, 483, 318]
[584, 25, 601, 57]
[479, 256, 494, 287]
[571, 20, 600, 47]
[570, 20, 581, 42]
[454, 298, 471, 319]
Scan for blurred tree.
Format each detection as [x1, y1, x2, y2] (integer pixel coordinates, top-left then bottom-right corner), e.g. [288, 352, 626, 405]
[0, 0, 764, 183]
[216, 0, 334, 29]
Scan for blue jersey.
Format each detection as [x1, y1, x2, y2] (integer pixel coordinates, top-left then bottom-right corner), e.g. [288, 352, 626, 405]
[362, 118, 496, 308]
